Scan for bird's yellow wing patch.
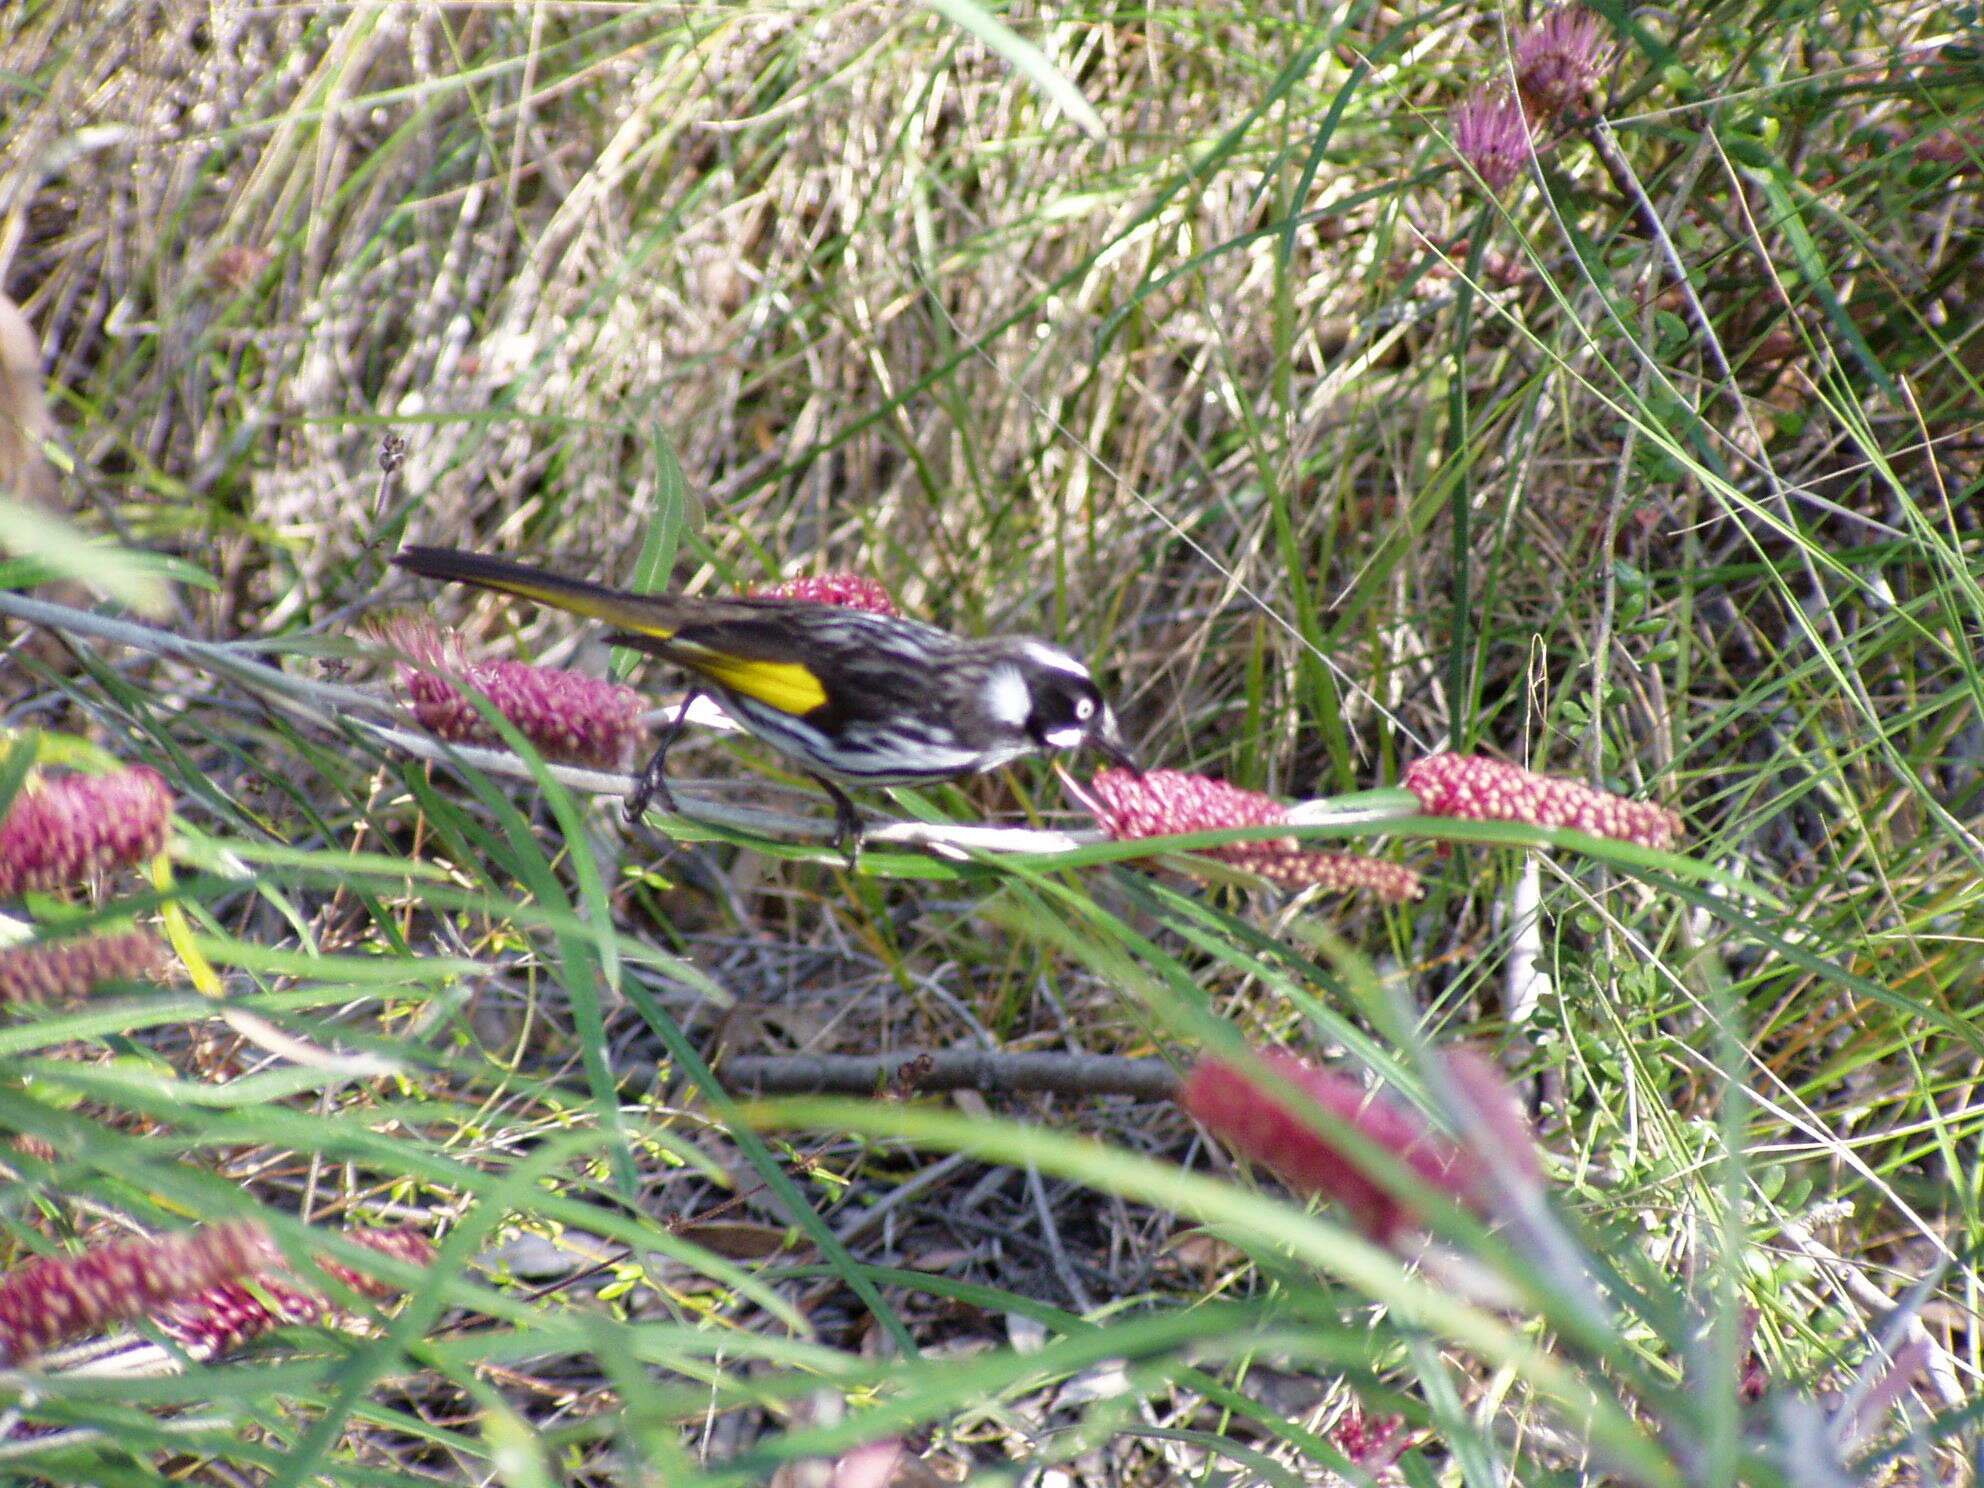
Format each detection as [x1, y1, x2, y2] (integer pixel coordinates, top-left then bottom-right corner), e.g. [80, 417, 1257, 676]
[684, 653, 829, 715]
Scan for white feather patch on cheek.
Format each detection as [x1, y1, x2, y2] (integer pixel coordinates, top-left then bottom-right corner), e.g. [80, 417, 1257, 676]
[981, 666, 1033, 727]
[1042, 725, 1086, 749]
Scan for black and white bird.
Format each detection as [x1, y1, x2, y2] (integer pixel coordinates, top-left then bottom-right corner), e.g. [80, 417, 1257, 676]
[392, 546, 1138, 854]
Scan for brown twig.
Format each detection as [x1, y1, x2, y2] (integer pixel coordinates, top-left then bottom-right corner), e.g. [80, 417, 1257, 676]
[718, 1049, 1182, 1102]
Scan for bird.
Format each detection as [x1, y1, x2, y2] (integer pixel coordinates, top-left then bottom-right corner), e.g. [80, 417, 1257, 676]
[391, 546, 1139, 857]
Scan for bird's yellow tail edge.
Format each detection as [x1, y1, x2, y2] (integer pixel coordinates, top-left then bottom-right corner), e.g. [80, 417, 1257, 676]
[392, 545, 683, 639]
[394, 545, 832, 716]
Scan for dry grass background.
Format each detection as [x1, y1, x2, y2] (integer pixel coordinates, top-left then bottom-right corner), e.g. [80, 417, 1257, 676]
[1, 0, 1980, 1482]
[8, 1, 1477, 770]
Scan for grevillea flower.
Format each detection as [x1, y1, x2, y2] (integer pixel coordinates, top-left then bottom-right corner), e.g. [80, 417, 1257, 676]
[154, 1226, 436, 1363]
[153, 1275, 324, 1362]
[1438, 1045, 1548, 1197]
[0, 768, 173, 899]
[382, 617, 646, 770]
[750, 573, 900, 617]
[0, 1220, 277, 1364]
[0, 930, 168, 1005]
[1333, 1410, 1409, 1474]
[1402, 752, 1681, 849]
[1449, 90, 1534, 192]
[1081, 769, 1422, 901]
[305, 1224, 436, 1294]
[1513, 4, 1610, 119]
[1181, 1050, 1474, 1245]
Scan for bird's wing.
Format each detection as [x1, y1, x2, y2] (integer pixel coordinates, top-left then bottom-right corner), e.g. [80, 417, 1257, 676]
[397, 545, 837, 716]
[619, 622, 833, 716]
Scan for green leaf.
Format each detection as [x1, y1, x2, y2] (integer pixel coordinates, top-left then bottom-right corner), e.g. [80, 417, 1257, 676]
[0, 498, 173, 617]
[920, 0, 1106, 140]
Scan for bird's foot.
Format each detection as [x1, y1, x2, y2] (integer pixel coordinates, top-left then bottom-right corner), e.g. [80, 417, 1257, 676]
[625, 690, 702, 824]
[812, 775, 865, 870]
[625, 744, 679, 824]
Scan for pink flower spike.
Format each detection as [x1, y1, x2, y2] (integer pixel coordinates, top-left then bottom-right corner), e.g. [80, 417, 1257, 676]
[1449, 91, 1534, 193]
[153, 1224, 437, 1362]
[1083, 769, 1421, 900]
[154, 1276, 327, 1362]
[0, 930, 168, 1005]
[1086, 768, 1293, 846]
[750, 573, 899, 617]
[0, 768, 173, 899]
[308, 1225, 437, 1297]
[1180, 1051, 1473, 1246]
[1248, 849, 1423, 902]
[1333, 1409, 1409, 1473]
[0, 1220, 278, 1364]
[383, 617, 647, 770]
[1514, 4, 1611, 119]
[1402, 752, 1681, 849]
[1439, 1046, 1548, 1209]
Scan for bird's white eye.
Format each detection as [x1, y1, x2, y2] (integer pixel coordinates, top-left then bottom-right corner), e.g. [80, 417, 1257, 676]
[1075, 697, 1096, 721]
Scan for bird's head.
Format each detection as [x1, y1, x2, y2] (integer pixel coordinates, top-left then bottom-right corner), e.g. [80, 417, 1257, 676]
[987, 641, 1139, 772]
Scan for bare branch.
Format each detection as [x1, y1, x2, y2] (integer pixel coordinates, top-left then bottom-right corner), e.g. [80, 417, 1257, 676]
[718, 1049, 1181, 1102]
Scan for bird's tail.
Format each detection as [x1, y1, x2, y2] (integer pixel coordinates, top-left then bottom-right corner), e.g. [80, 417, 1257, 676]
[392, 546, 688, 640]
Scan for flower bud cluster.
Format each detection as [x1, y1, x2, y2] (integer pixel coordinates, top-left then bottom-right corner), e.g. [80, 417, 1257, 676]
[1403, 752, 1681, 849]
[0, 931, 166, 1005]
[1181, 1052, 1470, 1244]
[0, 1220, 275, 1364]
[1180, 1045, 1544, 1248]
[1085, 769, 1421, 901]
[751, 574, 900, 617]
[155, 1227, 436, 1363]
[1449, 4, 1612, 193]
[0, 1220, 436, 1366]
[0, 769, 172, 899]
[383, 617, 646, 770]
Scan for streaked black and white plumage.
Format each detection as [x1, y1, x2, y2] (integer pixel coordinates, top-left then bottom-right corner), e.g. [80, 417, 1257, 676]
[391, 546, 1137, 854]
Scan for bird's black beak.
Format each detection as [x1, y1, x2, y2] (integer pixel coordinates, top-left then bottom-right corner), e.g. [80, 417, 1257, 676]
[1091, 709, 1141, 774]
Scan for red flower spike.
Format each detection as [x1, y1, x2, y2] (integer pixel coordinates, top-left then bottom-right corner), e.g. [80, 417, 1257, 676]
[384, 618, 646, 770]
[1085, 769, 1421, 901]
[154, 1226, 434, 1362]
[1449, 91, 1534, 192]
[0, 1220, 278, 1364]
[1513, 4, 1611, 119]
[1440, 1046, 1548, 1200]
[154, 1276, 326, 1362]
[1088, 768, 1293, 844]
[310, 1225, 438, 1297]
[1246, 849, 1423, 901]
[1181, 1051, 1473, 1246]
[0, 931, 168, 1005]
[0, 768, 173, 899]
[1402, 752, 1681, 849]
[750, 573, 899, 617]
[1334, 1410, 1408, 1473]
